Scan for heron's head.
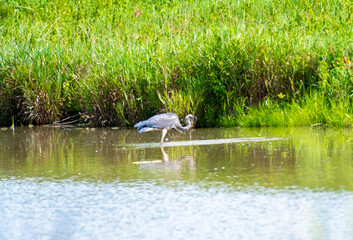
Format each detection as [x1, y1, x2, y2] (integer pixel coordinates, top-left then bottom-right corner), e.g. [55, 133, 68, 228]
[184, 114, 197, 128]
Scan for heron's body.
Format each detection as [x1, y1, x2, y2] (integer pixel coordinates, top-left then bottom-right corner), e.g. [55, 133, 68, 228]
[134, 113, 197, 144]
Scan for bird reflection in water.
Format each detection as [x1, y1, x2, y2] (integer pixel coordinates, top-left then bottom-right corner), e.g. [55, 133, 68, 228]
[133, 146, 197, 175]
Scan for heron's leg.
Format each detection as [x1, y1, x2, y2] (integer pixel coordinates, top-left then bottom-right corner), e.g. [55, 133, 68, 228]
[161, 129, 168, 144]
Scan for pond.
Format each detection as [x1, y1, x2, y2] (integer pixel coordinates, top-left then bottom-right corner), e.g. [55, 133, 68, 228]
[1, 126, 353, 239]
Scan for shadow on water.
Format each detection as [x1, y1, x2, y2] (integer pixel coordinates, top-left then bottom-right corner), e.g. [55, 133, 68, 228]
[1, 126, 353, 190]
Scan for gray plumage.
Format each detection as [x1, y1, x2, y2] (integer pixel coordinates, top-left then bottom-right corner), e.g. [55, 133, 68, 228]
[134, 113, 197, 144]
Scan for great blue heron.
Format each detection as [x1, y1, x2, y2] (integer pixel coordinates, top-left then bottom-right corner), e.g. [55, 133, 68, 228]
[134, 113, 197, 144]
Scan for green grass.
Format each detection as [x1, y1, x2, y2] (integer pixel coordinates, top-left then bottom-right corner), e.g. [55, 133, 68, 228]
[220, 93, 353, 128]
[0, 0, 353, 127]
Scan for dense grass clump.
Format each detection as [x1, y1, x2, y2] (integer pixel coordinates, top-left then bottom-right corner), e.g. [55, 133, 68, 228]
[0, 0, 353, 127]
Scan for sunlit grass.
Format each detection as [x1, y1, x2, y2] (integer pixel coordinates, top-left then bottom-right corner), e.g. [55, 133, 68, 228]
[0, 0, 353, 126]
[224, 93, 353, 128]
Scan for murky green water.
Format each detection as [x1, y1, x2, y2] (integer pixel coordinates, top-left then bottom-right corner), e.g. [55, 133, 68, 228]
[1, 127, 353, 239]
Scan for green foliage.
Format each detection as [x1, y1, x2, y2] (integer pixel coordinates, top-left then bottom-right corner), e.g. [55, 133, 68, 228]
[0, 0, 353, 126]
[229, 92, 353, 128]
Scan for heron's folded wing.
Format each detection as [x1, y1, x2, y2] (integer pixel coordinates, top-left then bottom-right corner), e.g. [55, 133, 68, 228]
[140, 113, 179, 129]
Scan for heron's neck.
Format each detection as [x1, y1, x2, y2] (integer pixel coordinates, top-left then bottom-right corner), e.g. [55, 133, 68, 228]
[175, 120, 192, 132]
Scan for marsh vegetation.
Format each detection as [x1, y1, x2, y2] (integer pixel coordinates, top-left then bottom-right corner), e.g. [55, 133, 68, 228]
[1, 0, 353, 127]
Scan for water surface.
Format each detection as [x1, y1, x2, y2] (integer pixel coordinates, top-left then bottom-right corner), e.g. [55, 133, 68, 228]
[1, 127, 353, 239]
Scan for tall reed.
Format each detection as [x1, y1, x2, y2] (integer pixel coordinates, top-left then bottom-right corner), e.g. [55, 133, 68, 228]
[1, 0, 353, 126]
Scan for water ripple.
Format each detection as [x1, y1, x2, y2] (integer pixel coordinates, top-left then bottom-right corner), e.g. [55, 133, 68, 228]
[0, 179, 352, 240]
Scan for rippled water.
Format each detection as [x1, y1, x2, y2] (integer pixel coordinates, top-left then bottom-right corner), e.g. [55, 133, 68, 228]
[1, 127, 353, 239]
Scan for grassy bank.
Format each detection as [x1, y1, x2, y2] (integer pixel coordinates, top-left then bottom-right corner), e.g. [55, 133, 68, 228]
[1, 0, 353, 127]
